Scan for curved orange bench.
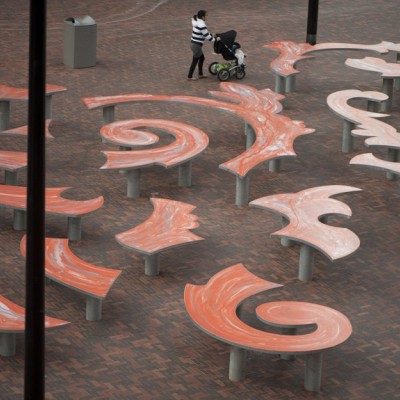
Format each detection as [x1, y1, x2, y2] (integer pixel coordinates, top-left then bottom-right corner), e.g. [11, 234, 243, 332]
[20, 235, 121, 321]
[0, 84, 66, 130]
[0, 150, 27, 185]
[250, 185, 361, 281]
[116, 197, 204, 275]
[0, 185, 104, 240]
[184, 264, 352, 391]
[0, 294, 69, 356]
[0, 119, 54, 140]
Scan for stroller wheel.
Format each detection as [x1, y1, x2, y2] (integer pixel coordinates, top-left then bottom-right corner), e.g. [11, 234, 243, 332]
[235, 67, 246, 80]
[208, 62, 219, 75]
[217, 68, 230, 82]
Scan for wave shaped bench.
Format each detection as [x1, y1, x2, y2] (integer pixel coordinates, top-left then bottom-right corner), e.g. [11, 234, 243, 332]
[0, 295, 69, 356]
[83, 82, 314, 205]
[20, 235, 121, 321]
[115, 197, 204, 275]
[100, 118, 209, 198]
[250, 185, 361, 281]
[264, 41, 400, 93]
[0, 84, 66, 130]
[184, 264, 352, 392]
[0, 185, 104, 240]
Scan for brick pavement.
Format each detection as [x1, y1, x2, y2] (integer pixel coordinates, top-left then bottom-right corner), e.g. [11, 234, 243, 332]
[0, 0, 399, 399]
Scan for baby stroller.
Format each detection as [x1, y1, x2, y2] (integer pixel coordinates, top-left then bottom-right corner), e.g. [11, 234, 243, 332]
[208, 30, 246, 81]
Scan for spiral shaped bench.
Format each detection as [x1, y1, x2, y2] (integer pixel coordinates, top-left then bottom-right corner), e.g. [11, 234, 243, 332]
[115, 197, 204, 275]
[184, 264, 352, 392]
[0, 185, 104, 240]
[249, 185, 361, 281]
[20, 236, 121, 321]
[0, 295, 69, 356]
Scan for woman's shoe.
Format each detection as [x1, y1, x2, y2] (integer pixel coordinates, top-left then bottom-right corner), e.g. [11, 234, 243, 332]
[198, 75, 208, 79]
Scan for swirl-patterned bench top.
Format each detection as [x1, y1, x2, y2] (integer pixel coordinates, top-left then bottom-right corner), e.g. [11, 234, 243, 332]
[0, 150, 27, 184]
[184, 263, 352, 391]
[20, 235, 122, 321]
[0, 84, 66, 100]
[116, 197, 204, 275]
[0, 294, 69, 356]
[0, 119, 54, 140]
[345, 56, 400, 78]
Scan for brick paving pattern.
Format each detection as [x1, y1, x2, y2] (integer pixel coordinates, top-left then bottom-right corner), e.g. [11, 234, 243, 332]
[0, 0, 399, 399]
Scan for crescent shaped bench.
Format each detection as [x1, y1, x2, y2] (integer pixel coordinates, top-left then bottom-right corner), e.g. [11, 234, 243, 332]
[184, 264, 352, 392]
[0, 294, 69, 356]
[249, 185, 361, 281]
[0, 119, 54, 140]
[20, 235, 122, 321]
[0, 150, 27, 185]
[115, 197, 204, 275]
[0, 84, 66, 130]
[0, 184, 104, 240]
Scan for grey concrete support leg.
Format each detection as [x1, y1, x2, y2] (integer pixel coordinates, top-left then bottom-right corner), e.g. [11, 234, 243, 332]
[381, 78, 394, 112]
[5, 171, 18, 185]
[281, 217, 294, 247]
[126, 169, 141, 198]
[229, 346, 247, 381]
[280, 327, 297, 361]
[103, 106, 115, 125]
[0, 101, 11, 131]
[367, 100, 379, 112]
[245, 123, 256, 149]
[144, 253, 160, 276]
[178, 161, 192, 187]
[304, 352, 323, 392]
[235, 174, 250, 206]
[395, 53, 400, 90]
[45, 95, 52, 119]
[13, 209, 26, 230]
[68, 217, 82, 241]
[298, 244, 315, 281]
[342, 120, 355, 153]
[86, 297, 103, 321]
[0, 333, 16, 356]
[386, 148, 399, 180]
[285, 75, 296, 93]
[275, 75, 286, 94]
[269, 158, 281, 172]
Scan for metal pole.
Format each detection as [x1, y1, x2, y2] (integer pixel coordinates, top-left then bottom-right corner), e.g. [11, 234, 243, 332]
[24, 0, 46, 398]
[306, 0, 319, 45]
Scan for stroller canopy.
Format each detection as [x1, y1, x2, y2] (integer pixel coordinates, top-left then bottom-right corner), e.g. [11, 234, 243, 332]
[214, 30, 241, 61]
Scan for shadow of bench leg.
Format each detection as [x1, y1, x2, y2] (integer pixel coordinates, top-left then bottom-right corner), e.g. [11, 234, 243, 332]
[13, 209, 26, 230]
[145, 253, 160, 276]
[68, 217, 82, 241]
[86, 297, 103, 321]
[275, 75, 286, 94]
[0, 333, 16, 356]
[386, 148, 399, 180]
[381, 78, 394, 112]
[342, 120, 355, 153]
[235, 175, 250, 206]
[304, 352, 323, 392]
[127, 169, 141, 198]
[269, 159, 281, 173]
[178, 161, 192, 187]
[229, 346, 247, 381]
[103, 105, 115, 125]
[5, 171, 18, 185]
[245, 123, 255, 149]
[281, 217, 294, 247]
[0, 101, 11, 131]
[298, 244, 315, 281]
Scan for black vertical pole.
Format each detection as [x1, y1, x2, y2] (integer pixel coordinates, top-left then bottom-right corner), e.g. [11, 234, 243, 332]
[306, 0, 319, 45]
[24, 0, 46, 398]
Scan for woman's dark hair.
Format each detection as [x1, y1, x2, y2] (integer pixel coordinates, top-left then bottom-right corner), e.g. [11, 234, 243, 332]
[194, 10, 207, 20]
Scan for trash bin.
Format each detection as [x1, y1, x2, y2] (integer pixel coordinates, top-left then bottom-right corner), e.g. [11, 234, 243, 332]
[63, 16, 97, 68]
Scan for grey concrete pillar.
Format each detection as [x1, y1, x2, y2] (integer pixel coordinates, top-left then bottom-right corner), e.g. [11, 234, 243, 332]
[298, 244, 315, 281]
[127, 169, 141, 198]
[386, 148, 399, 180]
[86, 297, 103, 321]
[395, 52, 400, 90]
[229, 346, 247, 381]
[280, 327, 297, 361]
[269, 158, 281, 172]
[68, 216, 82, 241]
[178, 161, 192, 187]
[381, 78, 394, 112]
[275, 75, 286, 94]
[103, 105, 115, 125]
[145, 253, 160, 276]
[13, 209, 27, 230]
[367, 100, 379, 112]
[5, 171, 18, 185]
[286, 75, 296, 93]
[342, 120, 354, 153]
[235, 174, 250, 206]
[0, 101, 10, 131]
[0, 333, 16, 356]
[304, 352, 323, 392]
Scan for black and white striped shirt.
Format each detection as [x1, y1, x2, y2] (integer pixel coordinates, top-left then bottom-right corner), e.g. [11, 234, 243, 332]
[191, 17, 214, 45]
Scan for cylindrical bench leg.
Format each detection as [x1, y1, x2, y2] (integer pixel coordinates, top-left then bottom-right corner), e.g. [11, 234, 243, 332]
[395, 53, 400, 90]
[281, 217, 294, 247]
[275, 75, 286, 94]
[0, 333, 16, 356]
[367, 100, 379, 112]
[235, 175, 250, 206]
[381, 78, 394, 112]
[386, 148, 399, 180]
[229, 346, 247, 381]
[0, 101, 11, 131]
[13, 209, 27, 230]
[280, 327, 297, 361]
[298, 244, 315, 281]
[178, 161, 192, 187]
[127, 169, 141, 198]
[86, 297, 103, 321]
[342, 120, 355, 153]
[5, 171, 18, 185]
[68, 217, 82, 241]
[285, 75, 296, 93]
[245, 123, 256, 149]
[145, 253, 160, 276]
[304, 352, 323, 392]
[269, 158, 281, 173]
[103, 106, 115, 125]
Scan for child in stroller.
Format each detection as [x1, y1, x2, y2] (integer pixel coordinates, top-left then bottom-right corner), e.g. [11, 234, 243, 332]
[209, 30, 246, 81]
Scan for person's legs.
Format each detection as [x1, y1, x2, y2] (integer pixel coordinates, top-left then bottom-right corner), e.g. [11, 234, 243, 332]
[198, 54, 206, 77]
[188, 56, 199, 79]
[188, 43, 203, 80]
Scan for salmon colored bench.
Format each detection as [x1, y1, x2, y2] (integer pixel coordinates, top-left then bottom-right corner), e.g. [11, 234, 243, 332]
[20, 236, 121, 321]
[184, 264, 352, 392]
[0, 295, 69, 356]
[0, 84, 66, 130]
[0, 119, 54, 140]
[249, 185, 361, 281]
[264, 41, 400, 93]
[116, 197, 204, 275]
[0, 150, 27, 185]
[0, 184, 104, 240]
[100, 119, 209, 198]
[83, 82, 314, 205]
